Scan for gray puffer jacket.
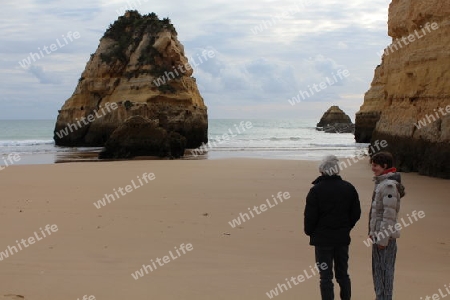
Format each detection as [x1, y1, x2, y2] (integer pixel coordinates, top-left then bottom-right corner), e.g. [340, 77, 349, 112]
[368, 171, 406, 246]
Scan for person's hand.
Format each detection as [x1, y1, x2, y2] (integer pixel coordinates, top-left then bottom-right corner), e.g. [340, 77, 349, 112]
[369, 235, 387, 249]
[377, 244, 387, 250]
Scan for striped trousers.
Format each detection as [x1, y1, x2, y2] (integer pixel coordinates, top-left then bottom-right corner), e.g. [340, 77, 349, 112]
[372, 239, 397, 300]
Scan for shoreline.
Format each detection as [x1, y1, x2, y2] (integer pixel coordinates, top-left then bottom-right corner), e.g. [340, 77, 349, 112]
[2, 147, 371, 166]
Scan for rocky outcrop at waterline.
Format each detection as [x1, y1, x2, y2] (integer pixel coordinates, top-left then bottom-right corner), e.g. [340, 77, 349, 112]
[98, 116, 186, 159]
[316, 106, 354, 133]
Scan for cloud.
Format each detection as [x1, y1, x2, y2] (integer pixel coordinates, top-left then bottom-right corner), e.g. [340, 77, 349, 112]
[0, 0, 392, 119]
[28, 65, 62, 84]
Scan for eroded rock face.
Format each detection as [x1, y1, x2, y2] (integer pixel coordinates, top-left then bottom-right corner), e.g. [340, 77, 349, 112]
[317, 106, 354, 133]
[53, 11, 207, 150]
[99, 116, 186, 159]
[355, 0, 450, 178]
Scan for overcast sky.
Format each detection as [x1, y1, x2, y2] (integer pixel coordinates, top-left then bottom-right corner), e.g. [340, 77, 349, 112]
[0, 0, 392, 120]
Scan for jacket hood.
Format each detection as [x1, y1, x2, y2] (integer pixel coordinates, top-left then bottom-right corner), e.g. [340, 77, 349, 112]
[374, 171, 400, 183]
[374, 171, 406, 198]
[388, 172, 402, 183]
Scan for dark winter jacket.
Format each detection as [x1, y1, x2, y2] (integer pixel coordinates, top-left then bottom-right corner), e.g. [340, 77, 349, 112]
[304, 175, 361, 246]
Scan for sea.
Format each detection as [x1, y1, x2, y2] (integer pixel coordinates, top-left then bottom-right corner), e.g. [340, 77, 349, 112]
[0, 119, 370, 165]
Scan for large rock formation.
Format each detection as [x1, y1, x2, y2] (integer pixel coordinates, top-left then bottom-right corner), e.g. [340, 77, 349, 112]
[53, 11, 208, 152]
[355, 0, 450, 178]
[316, 106, 354, 133]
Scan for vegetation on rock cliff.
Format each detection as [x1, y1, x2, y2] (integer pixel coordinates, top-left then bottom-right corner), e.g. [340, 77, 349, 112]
[100, 11, 175, 65]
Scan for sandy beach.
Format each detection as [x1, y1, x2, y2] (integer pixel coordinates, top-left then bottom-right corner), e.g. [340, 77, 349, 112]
[0, 158, 448, 300]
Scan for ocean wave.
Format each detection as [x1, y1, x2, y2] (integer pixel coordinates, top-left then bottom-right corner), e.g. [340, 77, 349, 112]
[0, 139, 54, 147]
[207, 146, 362, 152]
[309, 143, 360, 148]
[268, 137, 307, 141]
[209, 137, 310, 142]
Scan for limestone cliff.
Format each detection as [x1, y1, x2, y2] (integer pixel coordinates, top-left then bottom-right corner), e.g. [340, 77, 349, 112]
[355, 0, 450, 178]
[54, 11, 208, 149]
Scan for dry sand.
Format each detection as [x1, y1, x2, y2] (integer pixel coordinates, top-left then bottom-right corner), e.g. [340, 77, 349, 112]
[0, 158, 448, 300]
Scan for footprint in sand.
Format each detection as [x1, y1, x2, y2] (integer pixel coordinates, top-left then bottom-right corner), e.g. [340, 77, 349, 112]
[3, 295, 24, 299]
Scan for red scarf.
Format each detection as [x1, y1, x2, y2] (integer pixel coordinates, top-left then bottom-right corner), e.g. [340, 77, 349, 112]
[382, 167, 397, 175]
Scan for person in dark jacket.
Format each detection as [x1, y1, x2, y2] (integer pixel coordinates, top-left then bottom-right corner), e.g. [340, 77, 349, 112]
[304, 155, 361, 300]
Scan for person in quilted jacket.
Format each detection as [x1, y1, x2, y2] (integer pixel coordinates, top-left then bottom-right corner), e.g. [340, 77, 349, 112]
[369, 151, 406, 300]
